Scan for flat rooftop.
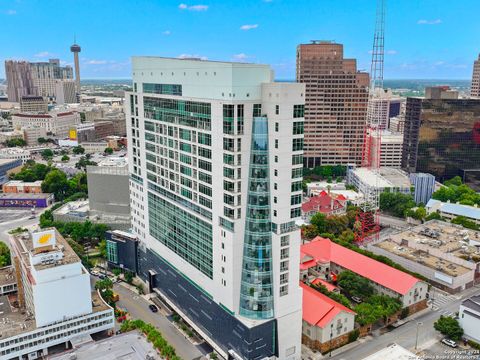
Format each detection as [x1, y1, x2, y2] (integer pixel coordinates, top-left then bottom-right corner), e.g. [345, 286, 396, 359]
[0, 291, 110, 339]
[11, 228, 80, 271]
[362, 343, 419, 360]
[53, 200, 89, 215]
[374, 239, 471, 277]
[50, 331, 159, 360]
[0, 193, 52, 200]
[388, 220, 480, 264]
[3, 180, 43, 187]
[351, 167, 411, 189]
[0, 266, 16, 286]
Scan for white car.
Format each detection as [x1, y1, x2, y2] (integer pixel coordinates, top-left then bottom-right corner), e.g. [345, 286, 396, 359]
[441, 338, 457, 348]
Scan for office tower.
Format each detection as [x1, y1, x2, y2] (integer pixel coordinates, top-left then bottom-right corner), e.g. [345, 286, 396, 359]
[5, 60, 38, 102]
[402, 91, 480, 190]
[55, 79, 77, 104]
[410, 173, 436, 205]
[70, 42, 82, 93]
[471, 54, 480, 98]
[370, 130, 404, 168]
[30, 59, 73, 100]
[296, 41, 369, 167]
[127, 57, 304, 359]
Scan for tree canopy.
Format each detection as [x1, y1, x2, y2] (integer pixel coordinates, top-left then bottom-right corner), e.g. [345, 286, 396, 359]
[4, 138, 26, 147]
[434, 316, 464, 340]
[11, 162, 52, 182]
[104, 147, 113, 155]
[380, 191, 416, 218]
[337, 270, 375, 299]
[0, 241, 11, 267]
[432, 176, 480, 206]
[72, 145, 85, 155]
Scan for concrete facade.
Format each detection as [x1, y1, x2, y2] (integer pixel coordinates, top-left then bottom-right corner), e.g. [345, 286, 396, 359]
[127, 57, 304, 359]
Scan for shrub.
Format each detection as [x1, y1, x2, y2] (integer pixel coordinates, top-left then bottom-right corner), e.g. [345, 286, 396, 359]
[348, 329, 360, 343]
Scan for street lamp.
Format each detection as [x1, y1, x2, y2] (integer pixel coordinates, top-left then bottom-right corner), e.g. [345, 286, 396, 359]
[415, 321, 423, 350]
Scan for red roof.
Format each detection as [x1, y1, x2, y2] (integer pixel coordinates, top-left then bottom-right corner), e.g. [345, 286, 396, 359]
[311, 278, 338, 292]
[302, 192, 345, 214]
[301, 237, 420, 295]
[301, 282, 355, 327]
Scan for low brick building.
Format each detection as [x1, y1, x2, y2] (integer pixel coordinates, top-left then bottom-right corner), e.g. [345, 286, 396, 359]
[2, 180, 43, 194]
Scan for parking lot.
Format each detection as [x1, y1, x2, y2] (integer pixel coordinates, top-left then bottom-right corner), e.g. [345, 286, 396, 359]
[0, 209, 32, 224]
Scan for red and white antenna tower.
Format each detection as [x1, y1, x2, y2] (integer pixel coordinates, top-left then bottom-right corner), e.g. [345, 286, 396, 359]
[355, 0, 386, 244]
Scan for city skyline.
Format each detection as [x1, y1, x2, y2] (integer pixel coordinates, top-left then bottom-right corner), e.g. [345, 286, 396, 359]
[1, 0, 479, 79]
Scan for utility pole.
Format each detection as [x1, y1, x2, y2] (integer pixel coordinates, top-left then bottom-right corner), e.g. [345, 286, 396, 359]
[415, 321, 423, 350]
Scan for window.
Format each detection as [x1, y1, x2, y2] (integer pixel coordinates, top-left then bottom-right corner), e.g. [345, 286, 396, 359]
[224, 180, 234, 192]
[292, 168, 302, 179]
[223, 104, 234, 134]
[280, 273, 288, 285]
[237, 105, 244, 134]
[291, 194, 301, 205]
[280, 260, 289, 271]
[180, 165, 192, 176]
[293, 104, 305, 118]
[293, 121, 304, 135]
[292, 154, 303, 165]
[274, 196, 277, 204]
[179, 128, 191, 141]
[275, 122, 279, 132]
[180, 142, 191, 153]
[275, 155, 278, 163]
[281, 235, 290, 247]
[274, 169, 278, 177]
[199, 172, 212, 184]
[199, 184, 212, 196]
[224, 207, 234, 219]
[292, 138, 303, 152]
[281, 248, 289, 259]
[224, 154, 234, 165]
[273, 210, 277, 217]
[143, 83, 182, 96]
[253, 104, 262, 117]
[224, 193, 234, 205]
[198, 132, 211, 145]
[223, 138, 234, 151]
[180, 154, 191, 164]
[223, 167, 235, 179]
[198, 147, 212, 159]
[199, 159, 211, 172]
[275, 105, 279, 115]
[290, 207, 301, 218]
[275, 139, 279, 149]
[291, 181, 302, 192]
[274, 183, 278, 190]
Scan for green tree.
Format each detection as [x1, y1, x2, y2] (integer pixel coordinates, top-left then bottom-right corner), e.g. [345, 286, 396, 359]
[104, 147, 113, 155]
[41, 169, 70, 200]
[72, 145, 85, 155]
[0, 241, 11, 267]
[98, 239, 107, 258]
[310, 213, 327, 233]
[41, 148, 54, 160]
[452, 216, 480, 231]
[112, 267, 121, 276]
[444, 176, 462, 187]
[61, 155, 70, 162]
[380, 191, 416, 218]
[125, 271, 134, 284]
[337, 270, 375, 299]
[75, 156, 97, 170]
[434, 316, 464, 340]
[37, 137, 47, 144]
[4, 138, 26, 147]
[302, 224, 319, 240]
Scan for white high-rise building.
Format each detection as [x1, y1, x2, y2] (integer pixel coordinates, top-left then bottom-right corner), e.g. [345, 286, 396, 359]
[55, 79, 77, 104]
[126, 57, 304, 360]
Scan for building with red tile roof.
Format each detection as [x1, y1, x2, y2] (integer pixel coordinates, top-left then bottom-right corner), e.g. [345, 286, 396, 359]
[301, 282, 356, 350]
[300, 237, 428, 308]
[311, 278, 338, 293]
[301, 190, 346, 220]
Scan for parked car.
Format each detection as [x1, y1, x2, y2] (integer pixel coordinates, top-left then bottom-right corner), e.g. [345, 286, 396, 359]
[98, 274, 106, 280]
[352, 296, 362, 304]
[149, 304, 158, 313]
[441, 338, 457, 348]
[90, 270, 100, 276]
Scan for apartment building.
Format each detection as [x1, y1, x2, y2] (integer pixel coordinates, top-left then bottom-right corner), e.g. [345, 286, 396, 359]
[126, 57, 305, 359]
[296, 41, 369, 167]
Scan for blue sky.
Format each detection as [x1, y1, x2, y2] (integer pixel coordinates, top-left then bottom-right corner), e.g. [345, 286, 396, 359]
[1, 0, 479, 79]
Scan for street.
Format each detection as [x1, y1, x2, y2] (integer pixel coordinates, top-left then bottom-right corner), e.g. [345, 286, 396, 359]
[330, 285, 480, 360]
[112, 281, 206, 360]
[0, 209, 43, 246]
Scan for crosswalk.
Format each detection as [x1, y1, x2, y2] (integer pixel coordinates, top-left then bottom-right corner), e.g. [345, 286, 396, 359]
[428, 291, 458, 312]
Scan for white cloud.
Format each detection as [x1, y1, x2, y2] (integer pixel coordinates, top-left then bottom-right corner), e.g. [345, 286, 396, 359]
[417, 19, 442, 25]
[240, 24, 258, 31]
[86, 60, 108, 65]
[178, 54, 208, 60]
[34, 51, 54, 58]
[233, 53, 248, 60]
[179, 3, 208, 11]
[5, 9, 16, 15]
[386, 50, 398, 55]
[162, 30, 171, 35]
